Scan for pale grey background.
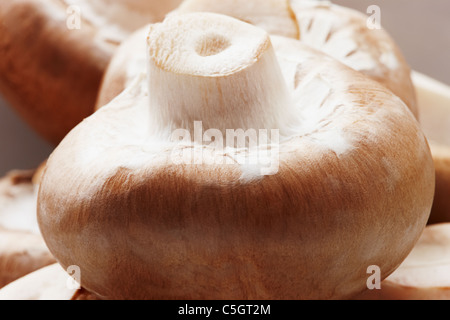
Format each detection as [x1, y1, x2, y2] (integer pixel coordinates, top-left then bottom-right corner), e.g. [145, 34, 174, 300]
[0, 0, 449, 176]
[335, 0, 450, 84]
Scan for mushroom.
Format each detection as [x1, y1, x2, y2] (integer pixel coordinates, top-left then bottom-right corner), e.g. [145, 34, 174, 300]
[0, 229, 55, 289]
[355, 224, 450, 300]
[177, 0, 299, 39]
[175, 0, 418, 116]
[413, 72, 450, 224]
[0, 170, 55, 288]
[0, 0, 181, 144]
[428, 143, 450, 225]
[37, 13, 434, 300]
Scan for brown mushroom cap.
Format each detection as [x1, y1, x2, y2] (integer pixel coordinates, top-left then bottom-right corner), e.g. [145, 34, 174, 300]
[38, 13, 434, 300]
[0, 0, 181, 144]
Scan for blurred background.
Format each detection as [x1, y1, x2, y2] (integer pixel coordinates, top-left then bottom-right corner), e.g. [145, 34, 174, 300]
[335, 0, 450, 84]
[0, 0, 449, 176]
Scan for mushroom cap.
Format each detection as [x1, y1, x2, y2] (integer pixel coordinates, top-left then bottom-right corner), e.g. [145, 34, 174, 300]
[38, 13, 434, 300]
[288, 0, 417, 115]
[0, 0, 181, 144]
[0, 229, 55, 289]
[175, 0, 417, 116]
[414, 72, 450, 147]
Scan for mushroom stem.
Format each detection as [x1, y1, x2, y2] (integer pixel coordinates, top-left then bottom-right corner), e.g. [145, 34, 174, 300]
[147, 13, 292, 135]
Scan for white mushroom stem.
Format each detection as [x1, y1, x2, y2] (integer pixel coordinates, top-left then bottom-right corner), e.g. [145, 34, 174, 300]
[147, 13, 293, 136]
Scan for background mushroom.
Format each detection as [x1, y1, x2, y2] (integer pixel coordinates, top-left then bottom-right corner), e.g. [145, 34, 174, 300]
[355, 223, 450, 300]
[0, 170, 55, 288]
[0, 0, 182, 144]
[0, 0, 448, 301]
[0, 263, 98, 300]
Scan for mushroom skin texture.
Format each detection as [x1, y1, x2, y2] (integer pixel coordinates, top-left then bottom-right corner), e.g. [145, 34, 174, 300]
[38, 13, 434, 300]
[0, 0, 181, 144]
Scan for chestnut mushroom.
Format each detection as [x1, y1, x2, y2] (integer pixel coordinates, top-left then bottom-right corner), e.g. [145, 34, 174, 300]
[356, 224, 450, 300]
[38, 13, 434, 300]
[0, 0, 182, 144]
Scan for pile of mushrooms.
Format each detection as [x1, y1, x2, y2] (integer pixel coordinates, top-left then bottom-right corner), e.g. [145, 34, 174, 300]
[0, 0, 450, 300]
